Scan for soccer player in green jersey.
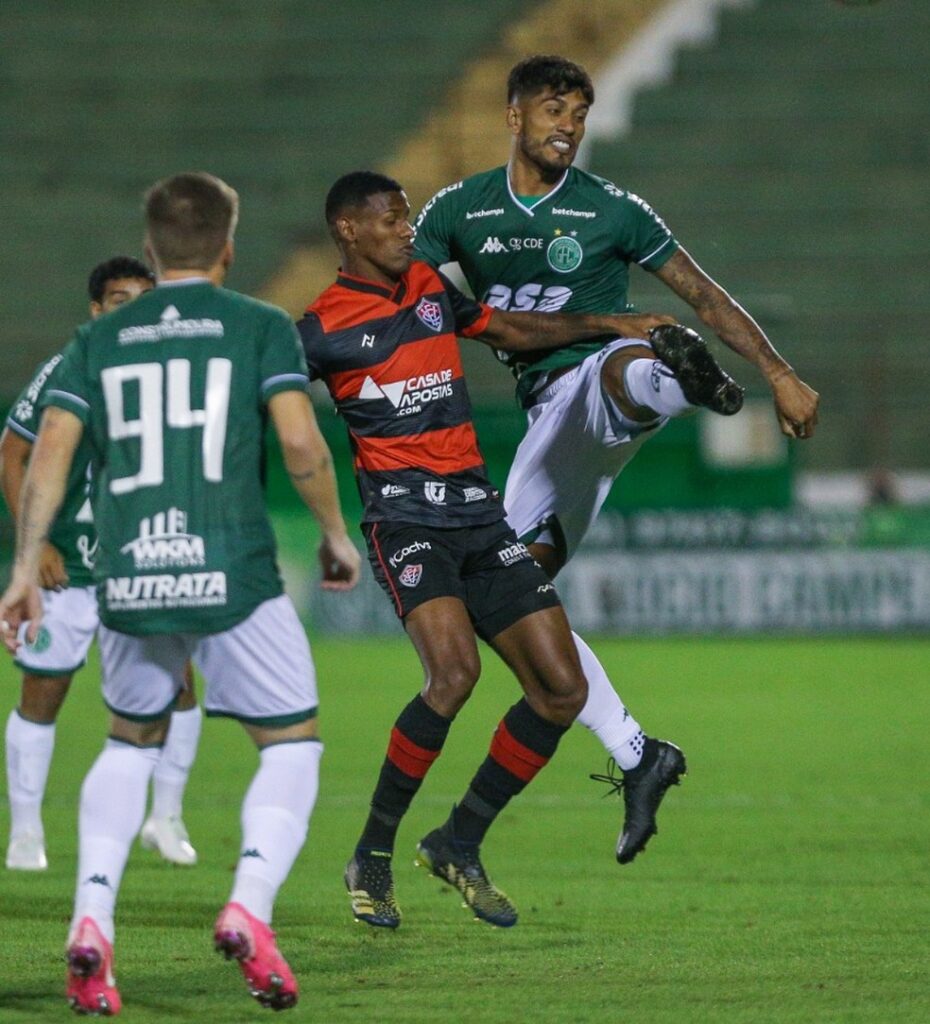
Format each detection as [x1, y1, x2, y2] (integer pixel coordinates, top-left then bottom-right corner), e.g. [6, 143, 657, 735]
[0, 173, 360, 1015]
[2, 256, 203, 871]
[414, 55, 820, 864]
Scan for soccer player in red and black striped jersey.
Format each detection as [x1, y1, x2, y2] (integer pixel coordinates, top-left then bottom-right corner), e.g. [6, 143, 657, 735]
[298, 171, 669, 929]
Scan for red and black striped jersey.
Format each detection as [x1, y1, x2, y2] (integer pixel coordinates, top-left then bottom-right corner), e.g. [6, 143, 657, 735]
[297, 260, 504, 527]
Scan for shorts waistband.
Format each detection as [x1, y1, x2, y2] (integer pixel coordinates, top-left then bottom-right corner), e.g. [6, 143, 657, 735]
[532, 365, 581, 405]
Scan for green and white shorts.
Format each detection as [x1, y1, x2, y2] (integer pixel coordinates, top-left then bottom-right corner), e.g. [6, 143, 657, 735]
[98, 594, 318, 726]
[15, 585, 98, 676]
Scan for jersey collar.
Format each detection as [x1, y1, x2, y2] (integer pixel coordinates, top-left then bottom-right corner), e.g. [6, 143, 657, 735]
[504, 164, 570, 218]
[336, 269, 407, 304]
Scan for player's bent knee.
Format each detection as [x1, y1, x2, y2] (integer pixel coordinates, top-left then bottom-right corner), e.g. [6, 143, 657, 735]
[422, 662, 480, 717]
[20, 673, 72, 723]
[537, 668, 588, 723]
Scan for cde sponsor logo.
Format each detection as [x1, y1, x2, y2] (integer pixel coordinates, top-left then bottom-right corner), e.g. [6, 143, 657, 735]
[497, 541, 530, 566]
[120, 507, 205, 570]
[398, 564, 423, 588]
[359, 368, 454, 418]
[389, 541, 432, 568]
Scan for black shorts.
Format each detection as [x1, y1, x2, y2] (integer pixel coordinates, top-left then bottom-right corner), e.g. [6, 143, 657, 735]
[364, 519, 562, 641]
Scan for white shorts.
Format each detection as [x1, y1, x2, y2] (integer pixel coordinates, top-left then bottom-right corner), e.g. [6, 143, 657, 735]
[504, 339, 666, 561]
[98, 594, 318, 725]
[15, 585, 98, 676]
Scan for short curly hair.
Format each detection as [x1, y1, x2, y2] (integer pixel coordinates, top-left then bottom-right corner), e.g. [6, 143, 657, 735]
[507, 55, 594, 106]
[87, 256, 155, 303]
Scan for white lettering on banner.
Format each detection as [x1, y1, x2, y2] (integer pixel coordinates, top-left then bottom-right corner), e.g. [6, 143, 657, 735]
[465, 208, 505, 219]
[120, 507, 206, 569]
[389, 541, 432, 568]
[557, 552, 930, 633]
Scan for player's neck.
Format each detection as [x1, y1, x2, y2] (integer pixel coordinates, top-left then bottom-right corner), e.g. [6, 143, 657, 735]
[158, 265, 226, 287]
[507, 153, 567, 196]
[340, 256, 401, 291]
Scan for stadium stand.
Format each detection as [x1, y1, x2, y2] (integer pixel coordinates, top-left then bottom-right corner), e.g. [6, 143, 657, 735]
[0, 0, 534, 385]
[593, 0, 930, 470]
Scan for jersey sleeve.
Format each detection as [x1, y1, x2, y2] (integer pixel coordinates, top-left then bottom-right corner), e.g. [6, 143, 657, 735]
[437, 270, 492, 337]
[6, 354, 65, 442]
[260, 309, 310, 402]
[609, 188, 679, 271]
[295, 312, 326, 381]
[42, 330, 92, 425]
[413, 182, 461, 267]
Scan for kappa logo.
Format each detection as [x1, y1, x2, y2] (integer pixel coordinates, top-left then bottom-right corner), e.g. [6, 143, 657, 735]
[120, 508, 206, 570]
[399, 563, 423, 588]
[424, 482, 446, 505]
[479, 236, 508, 255]
[84, 874, 113, 889]
[358, 369, 453, 416]
[389, 540, 431, 568]
[241, 848, 267, 861]
[415, 297, 444, 332]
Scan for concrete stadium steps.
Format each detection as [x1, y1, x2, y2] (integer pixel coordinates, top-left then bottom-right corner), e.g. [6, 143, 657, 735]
[589, 0, 929, 470]
[0, 0, 533, 386]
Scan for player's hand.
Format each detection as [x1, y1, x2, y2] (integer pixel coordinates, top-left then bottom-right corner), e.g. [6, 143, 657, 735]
[771, 371, 820, 440]
[38, 542, 68, 591]
[0, 575, 43, 654]
[318, 531, 361, 591]
[610, 313, 677, 338]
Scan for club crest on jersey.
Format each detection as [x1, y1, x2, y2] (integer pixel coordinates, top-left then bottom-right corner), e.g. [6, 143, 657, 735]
[415, 297, 443, 332]
[399, 563, 423, 588]
[424, 482, 446, 504]
[547, 235, 583, 274]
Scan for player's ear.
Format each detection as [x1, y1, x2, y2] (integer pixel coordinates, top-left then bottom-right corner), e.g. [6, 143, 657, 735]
[221, 238, 235, 270]
[89, 301, 102, 318]
[335, 215, 356, 245]
[506, 104, 521, 135]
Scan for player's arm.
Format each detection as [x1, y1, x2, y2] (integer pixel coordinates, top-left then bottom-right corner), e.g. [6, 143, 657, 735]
[0, 427, 69, 590]
[653, 247, 820, 439]
[471, 309, 675, 352]
[0, 407, 82, 651]
[268, 390, 360, 591]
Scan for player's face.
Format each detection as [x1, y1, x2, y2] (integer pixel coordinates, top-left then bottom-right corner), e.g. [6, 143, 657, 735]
[90, 277, 154, 318]
[351, 191, 415, 283]
[510, 88, 590, 177]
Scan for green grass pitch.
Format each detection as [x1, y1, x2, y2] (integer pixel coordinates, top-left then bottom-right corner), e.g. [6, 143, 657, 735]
[0, 635, 927, 1023]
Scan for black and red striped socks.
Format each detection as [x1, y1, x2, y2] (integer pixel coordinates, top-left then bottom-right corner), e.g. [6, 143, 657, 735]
[357, 695, 451, 852]
[450, 698, 568, 844]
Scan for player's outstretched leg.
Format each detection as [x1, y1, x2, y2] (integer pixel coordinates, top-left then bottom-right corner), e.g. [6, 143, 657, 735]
[416, 818, 517, 928]
[214, 902, 297, 1012]
[66, 916, 121, 1017]
[647, 324, 744, 415]
[572, 633, 686, 863]
[591, 740, 687, 864]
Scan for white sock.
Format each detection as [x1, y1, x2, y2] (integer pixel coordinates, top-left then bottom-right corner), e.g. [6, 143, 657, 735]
[151, 705, 202, 819]
[71, 740, 160, 944]
[623, 357, 693, 417]
[6, 710, 56, 839]
[572, 633, 645, 770]
[230, 741, 323, 924]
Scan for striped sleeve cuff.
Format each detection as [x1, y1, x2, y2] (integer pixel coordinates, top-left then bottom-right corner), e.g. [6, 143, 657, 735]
[5, 418, 37, 442]
[459, 303, 494, 338]
[261, 372, 310, 401]
[45, 388, 91, 423]
[636, 236, 678, 270]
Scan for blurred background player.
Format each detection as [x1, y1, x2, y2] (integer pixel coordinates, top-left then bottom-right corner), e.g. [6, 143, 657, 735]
[0, 172, 360, 1015]
[414, 54, 820, 862]
[1, 256, 202, 871]
[300, 171, 676, 930]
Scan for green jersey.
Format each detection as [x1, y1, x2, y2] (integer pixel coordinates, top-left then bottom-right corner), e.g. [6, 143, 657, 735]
[7, 354, 97, 586]
[414, 165, 679, 406]
[47, 280, 309, 636]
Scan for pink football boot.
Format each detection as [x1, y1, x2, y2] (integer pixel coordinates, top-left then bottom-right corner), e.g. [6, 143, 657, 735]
[214, 901, 298, 1011]
[66, 917, 121, 1016]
